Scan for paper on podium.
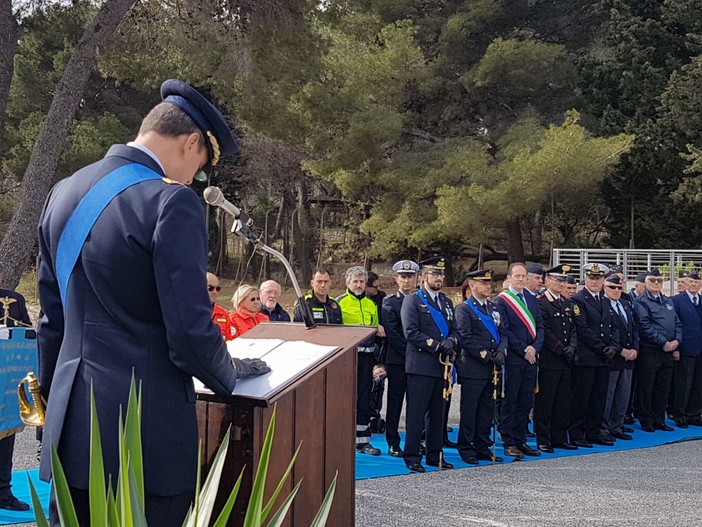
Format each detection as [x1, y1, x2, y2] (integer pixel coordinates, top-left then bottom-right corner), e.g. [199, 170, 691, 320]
[194, 339, 340, 400]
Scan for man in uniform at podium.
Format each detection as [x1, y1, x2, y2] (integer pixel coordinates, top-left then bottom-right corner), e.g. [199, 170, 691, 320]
[0, 273, 31, 511]
[401, 257, 458, 472]
[37, 80, 269, 526]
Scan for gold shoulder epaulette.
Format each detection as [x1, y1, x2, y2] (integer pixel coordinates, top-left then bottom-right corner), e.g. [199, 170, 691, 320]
[162, 177, 185, 186]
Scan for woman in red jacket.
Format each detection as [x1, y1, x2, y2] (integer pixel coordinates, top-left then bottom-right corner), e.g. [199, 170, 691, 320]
[230, 284, 269, 338]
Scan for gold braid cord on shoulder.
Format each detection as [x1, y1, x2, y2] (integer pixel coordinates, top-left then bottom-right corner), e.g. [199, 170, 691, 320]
[207, 131, 221, 165]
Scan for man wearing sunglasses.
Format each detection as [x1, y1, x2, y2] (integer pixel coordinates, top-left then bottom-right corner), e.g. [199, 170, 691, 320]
[602, 273, 638, 441]
[633, 268, 682, 432]
[208, 272, 234, 340]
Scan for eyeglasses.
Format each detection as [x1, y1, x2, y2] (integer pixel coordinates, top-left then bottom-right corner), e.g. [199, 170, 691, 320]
[606, 285, 623, 290]
[647, 278, 664, 284]
[208, 285, 222, 292]
[248, 297, 260, 302]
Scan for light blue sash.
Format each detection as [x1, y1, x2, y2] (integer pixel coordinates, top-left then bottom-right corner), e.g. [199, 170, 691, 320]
[465, 299, 500, 344]
[55, 164, 162, 309]
[416, 289, 448, 338]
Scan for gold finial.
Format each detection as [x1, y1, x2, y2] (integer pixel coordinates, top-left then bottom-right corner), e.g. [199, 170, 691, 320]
[18, 372, 45, 427]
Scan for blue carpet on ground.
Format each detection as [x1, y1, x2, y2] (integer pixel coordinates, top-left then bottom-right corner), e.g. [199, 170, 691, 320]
[0, 469, 49, 524]
[355, 419, 702, 480]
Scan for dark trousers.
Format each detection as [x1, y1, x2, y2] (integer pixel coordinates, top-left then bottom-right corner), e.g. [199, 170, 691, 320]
[457, 378, 494, 458]
[603, 368, 633, 433]
[384, 363, 407, 448]
[404, 374, 444, 466]
[534, 368, 571, 446]
[672, 355, 702, 419]
[49, 486, 193, 526]
[0, 434, 14, 498]
[356, 352, 375, 444]
[635, 348, 674, 427]
[569, 365, 609, 441]
[501, 363, 537, 446]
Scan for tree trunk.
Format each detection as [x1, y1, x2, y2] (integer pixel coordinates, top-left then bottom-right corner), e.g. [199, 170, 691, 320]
[0, 0, 20, 150]
[292, 181, 312, 283]
[0, 0, 137, 288]
[505, 218, 525, 264]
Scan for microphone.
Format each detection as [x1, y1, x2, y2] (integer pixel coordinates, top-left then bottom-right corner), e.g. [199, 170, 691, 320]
[203, 186, 257, 242]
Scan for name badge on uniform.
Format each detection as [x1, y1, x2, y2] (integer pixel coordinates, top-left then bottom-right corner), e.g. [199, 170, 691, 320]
[313, 311, 324, 319]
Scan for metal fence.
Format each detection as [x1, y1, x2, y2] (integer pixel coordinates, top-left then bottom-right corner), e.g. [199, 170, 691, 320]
[552, 248, 702, 295]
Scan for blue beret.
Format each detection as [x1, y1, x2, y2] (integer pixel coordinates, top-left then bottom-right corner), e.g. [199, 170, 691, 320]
[526, 263, 544, 275]
[678, 270, 690, 278]
[635, 272, 647, 283]
[647, 268, 662, 278]
[605, 274, 623, 285]
[160, 79, 239, 167]
[689, 270, 700, 280]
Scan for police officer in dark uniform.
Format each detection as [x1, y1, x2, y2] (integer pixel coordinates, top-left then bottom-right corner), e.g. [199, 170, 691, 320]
[455, 269, 506, 464]
[570, 263, 619, 447]
[401, 257, 458, 473]
[293, 268, 342, 325]
[534, 264, 578, 452]
[634, 268, 682, 432]
[381, 259, 419, 457]
[37, 80, 270, 526]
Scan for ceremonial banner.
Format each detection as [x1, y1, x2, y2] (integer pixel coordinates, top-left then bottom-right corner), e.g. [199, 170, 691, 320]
[0, 328, 37, 439]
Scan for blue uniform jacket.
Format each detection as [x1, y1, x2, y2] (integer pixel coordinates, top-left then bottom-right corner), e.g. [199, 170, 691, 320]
[260, 303, 291, 322]
[571, 289, 620, 367]
[381, 291, 408, 366]
[634, 291, 683, 350]
[37, 145, 238, 496]
[672, 292, 702, 357]
[494, 290, 544, 366]
[455, 298, 507, 380]
[401, 287, 457, 378]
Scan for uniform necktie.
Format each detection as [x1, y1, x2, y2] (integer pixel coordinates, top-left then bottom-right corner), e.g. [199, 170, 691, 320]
[694, 295, 699, 307]
[616, 301, 627, 323]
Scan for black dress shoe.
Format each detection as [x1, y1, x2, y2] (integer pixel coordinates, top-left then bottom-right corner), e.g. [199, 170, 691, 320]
[538, 444, 554, 453]
[624, 416, 635, 425]
[476, 451, 504, 463]
[674, 419, 688, 429]
[553, 443, 578, 450]
[356, 443, 381, 455]
[0, 496, 29, 511]
[504, 445, 524, 458]
[461, 455, 479, 465]
[687, 417, 702, 426]
[427, 460, 454, 469]
[388, 445, 404, 457]
[621, 426, 634, 433]
[611, 431, 633, 440]
[572, 439, 593, 448]
[443, 439, 458, 449]
[517, 443, 541, 456]
[641, 424, 655, 432]
[588, 435, 615, 446]
[406, 462, 425, 473]
[653, 423, 674, 432]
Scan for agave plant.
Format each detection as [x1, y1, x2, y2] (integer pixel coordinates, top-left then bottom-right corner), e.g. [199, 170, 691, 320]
[27, 376, 337, 526]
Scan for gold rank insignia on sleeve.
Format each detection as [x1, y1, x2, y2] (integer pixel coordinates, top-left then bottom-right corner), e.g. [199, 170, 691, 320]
[480, 350, 488, 359]
[427, 338, 434, 347]
[573, 304, 581, 316]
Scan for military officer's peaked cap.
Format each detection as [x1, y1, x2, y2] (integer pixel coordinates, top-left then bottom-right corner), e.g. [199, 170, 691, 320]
[688, 270, 701, 280]
[583, 263, 609, 277]
[393, 260, 419, 275]
[647, 268, 663, 278]
[544, 264, 571, 282]
[635, 272, 647, 283]
[419, 257, 446, 273]
[565, 275, 576, 285]
[678, 270, 690, 278]
[526, 263, 544, 275]
[465, 269, 493, 282]
[160, 79, 239, 167]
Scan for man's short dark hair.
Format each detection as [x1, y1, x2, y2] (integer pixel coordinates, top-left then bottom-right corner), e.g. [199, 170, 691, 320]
[139, 102, 206, 148]
[312, 268, 330, 279]
[367, 271, 379, 285]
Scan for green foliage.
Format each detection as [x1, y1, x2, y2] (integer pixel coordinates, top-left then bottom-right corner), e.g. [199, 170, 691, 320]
[28, 377, 336, 526]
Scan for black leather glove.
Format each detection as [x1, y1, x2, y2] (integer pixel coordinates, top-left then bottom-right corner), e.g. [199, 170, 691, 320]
[438, 337, 458, 357]
[490, 351, 505, 367]
[232, 357, 271, 379]
[562, 345, 576, 365]
[603, 346, 618, 360]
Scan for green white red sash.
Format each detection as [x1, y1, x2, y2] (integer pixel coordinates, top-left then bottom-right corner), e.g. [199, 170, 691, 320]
[498, 290, 536, 340]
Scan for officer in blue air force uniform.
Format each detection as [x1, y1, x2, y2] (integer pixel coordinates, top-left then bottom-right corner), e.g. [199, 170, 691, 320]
[381, 259, 419, 457]
[454, 269, 507, 464]
[37, 80, 269, 526]
[401, 257, 458, 473]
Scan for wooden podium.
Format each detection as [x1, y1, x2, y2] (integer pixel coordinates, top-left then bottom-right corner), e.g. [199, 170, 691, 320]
[196, 322, 375, 527]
